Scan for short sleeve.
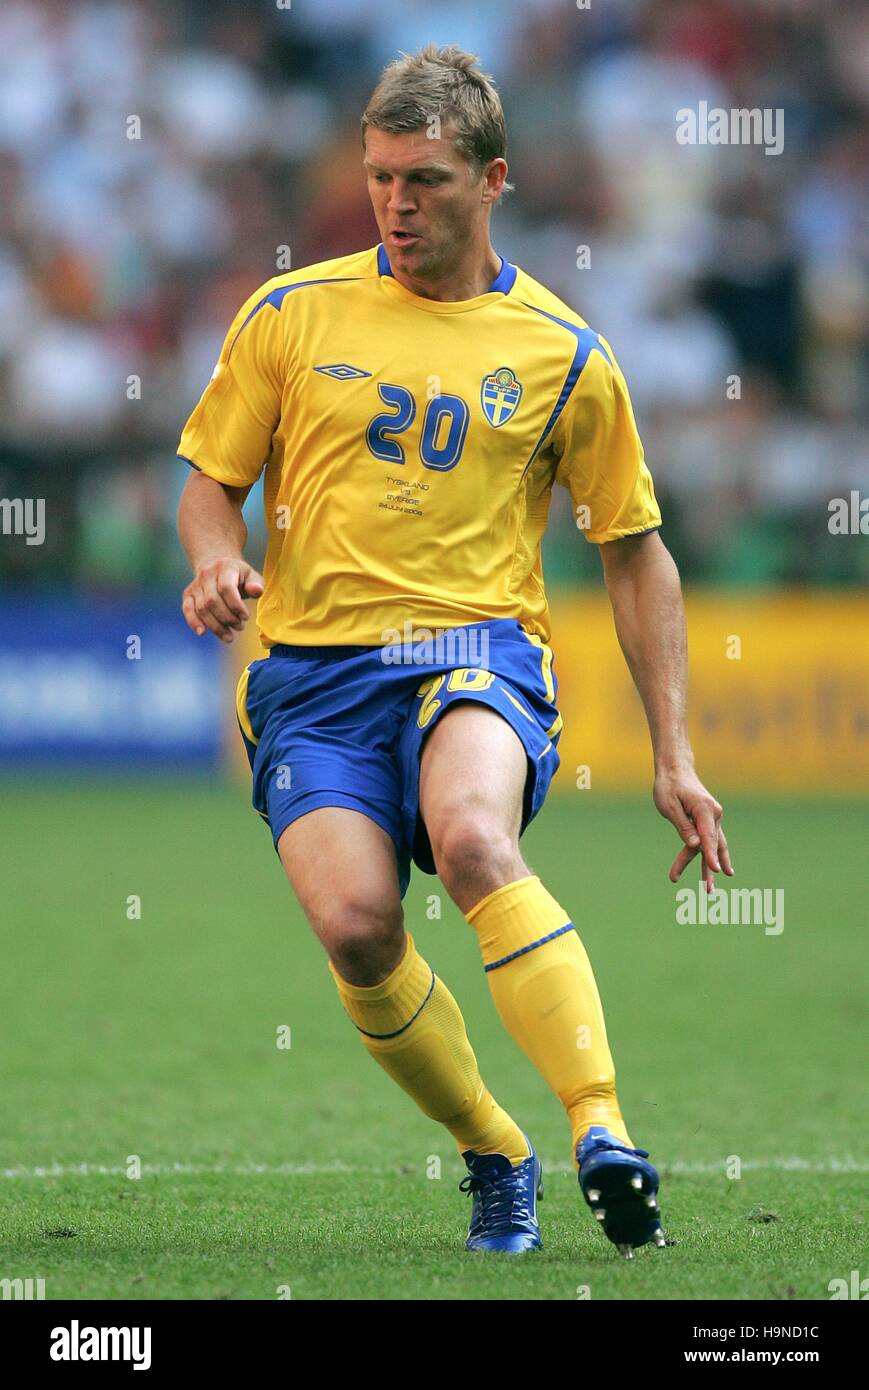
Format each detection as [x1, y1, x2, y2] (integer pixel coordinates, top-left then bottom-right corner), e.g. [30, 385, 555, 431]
[178, 282, 285, 488]
[552, 335, 661, 543]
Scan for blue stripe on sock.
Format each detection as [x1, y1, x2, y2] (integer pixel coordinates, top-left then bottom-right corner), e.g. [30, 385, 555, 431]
[484, 922, 575, 973]
[352, 968, 436, 1039]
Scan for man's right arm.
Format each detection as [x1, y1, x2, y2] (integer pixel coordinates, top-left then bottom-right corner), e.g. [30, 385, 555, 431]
[177, 471, 264, 643]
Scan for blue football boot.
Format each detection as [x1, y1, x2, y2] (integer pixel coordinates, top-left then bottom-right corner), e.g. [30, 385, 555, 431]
[460, 1138, 543, 1253]
[576, 1125, 665, 1259]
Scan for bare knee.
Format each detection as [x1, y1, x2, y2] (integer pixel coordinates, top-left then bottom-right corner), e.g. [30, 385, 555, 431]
[430, 813, 526, 911]
[316, 895, 405, 986]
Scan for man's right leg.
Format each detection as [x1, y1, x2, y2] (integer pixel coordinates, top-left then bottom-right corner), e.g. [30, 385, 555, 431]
[276, 806, 529, 1164]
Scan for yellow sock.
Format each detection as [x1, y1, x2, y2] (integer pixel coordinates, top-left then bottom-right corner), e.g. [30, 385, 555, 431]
[329, 933, 529, 1165]
[465, 875, 633, 1158]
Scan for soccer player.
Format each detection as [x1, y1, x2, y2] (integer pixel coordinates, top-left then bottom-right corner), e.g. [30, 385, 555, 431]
[177, 46, 732, 1257]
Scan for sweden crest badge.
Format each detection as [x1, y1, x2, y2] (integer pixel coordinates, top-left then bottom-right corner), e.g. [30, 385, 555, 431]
[481, 366, 523, 427]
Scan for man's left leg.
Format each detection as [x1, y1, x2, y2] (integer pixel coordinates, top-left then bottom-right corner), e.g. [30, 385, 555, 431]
[419, 703, 633, 1157]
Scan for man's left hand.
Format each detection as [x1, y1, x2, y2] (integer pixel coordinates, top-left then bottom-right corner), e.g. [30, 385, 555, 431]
[653, 767, 734, 893]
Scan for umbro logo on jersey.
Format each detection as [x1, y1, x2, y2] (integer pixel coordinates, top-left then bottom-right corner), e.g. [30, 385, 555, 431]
[481, 367, 523, 427]
[313, 363, 372, 380]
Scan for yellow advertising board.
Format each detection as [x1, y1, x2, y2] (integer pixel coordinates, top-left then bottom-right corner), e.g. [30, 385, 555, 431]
[548, 591, 869, 792]
[226, 592, 869, 793]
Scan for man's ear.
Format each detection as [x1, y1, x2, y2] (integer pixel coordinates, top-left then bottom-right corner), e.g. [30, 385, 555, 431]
[482, 158, 508, 204]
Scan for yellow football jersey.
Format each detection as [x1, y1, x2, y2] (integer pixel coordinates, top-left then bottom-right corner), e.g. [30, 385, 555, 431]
[178, 244, 660, 647]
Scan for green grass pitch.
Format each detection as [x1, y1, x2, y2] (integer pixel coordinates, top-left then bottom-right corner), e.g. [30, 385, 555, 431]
[1, 780, 865, 1300]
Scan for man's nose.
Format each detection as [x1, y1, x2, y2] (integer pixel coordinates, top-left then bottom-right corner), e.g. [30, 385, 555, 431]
[387, 180, 416, 213]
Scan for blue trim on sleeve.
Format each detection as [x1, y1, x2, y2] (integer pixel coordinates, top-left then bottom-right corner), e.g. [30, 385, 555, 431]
[227, 277, 362, 358]
[484, 922, 575, 973]
[521, 306, 613, 477]
[595, 524, 662, 545]
[177, 452, 260, 488]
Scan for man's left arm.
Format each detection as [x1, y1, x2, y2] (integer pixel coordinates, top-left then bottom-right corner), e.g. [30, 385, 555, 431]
[598, 530, 734, 892]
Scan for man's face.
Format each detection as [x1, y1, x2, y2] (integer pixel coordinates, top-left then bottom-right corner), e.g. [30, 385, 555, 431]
[364, 126, 492, 282]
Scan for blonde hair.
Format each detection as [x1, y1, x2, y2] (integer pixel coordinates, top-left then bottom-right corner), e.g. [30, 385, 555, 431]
[362, 44, 513, 191]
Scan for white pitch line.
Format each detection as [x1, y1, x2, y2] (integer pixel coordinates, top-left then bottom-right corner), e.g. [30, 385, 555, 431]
[1, 1157, 866, 1180]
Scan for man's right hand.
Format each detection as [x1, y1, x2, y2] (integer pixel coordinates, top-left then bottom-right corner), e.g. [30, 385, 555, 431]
[181, 558, 265, 643]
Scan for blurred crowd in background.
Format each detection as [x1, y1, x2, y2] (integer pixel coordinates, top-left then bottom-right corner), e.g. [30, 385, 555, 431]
[0, 0, 866, 594]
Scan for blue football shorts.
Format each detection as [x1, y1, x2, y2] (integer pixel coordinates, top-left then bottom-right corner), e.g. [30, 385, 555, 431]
[236, 618, 563, 899]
